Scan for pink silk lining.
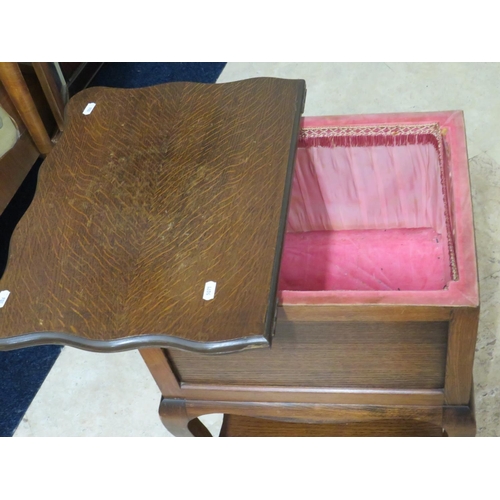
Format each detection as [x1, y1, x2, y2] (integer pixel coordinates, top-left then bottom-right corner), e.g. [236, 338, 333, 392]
[279, 138, 452, 292]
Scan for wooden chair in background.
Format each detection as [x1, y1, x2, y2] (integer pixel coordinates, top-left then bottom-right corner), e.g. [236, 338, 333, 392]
[0, 62, 101, 213]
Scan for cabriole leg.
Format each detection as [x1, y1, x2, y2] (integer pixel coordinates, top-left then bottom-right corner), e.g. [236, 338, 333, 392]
[159, 397, 212, 437]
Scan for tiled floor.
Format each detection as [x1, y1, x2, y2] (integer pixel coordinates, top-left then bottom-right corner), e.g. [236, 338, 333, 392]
[13, 63, 500, 436]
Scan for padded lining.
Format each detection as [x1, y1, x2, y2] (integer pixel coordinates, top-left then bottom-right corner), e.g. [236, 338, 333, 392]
[279, 141, 452, 292]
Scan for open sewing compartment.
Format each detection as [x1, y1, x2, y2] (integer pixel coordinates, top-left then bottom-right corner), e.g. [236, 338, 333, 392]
[278, 113, 469, 306]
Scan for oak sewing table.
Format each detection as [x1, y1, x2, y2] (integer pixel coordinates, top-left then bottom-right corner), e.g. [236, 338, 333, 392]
[0, 78, 479, 436]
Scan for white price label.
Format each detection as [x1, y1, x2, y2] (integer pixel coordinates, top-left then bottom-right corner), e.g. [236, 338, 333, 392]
[0, 290, 11, 308]
[203, 281, 216, 301]
[83, 103, 96, 115]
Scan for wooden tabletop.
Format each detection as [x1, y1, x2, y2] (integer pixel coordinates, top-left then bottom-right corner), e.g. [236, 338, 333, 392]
[0, 78, 305, 353]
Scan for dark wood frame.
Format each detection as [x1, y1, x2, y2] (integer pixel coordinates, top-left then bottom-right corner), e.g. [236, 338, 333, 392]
[32, 62, 67, 132]
[141, 304, 479, 437]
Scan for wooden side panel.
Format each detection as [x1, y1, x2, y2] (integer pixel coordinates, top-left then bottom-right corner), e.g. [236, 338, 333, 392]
[169, 321, 449, 389]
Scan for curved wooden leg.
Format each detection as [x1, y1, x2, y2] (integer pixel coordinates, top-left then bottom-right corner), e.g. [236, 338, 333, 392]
[442, 406, 476, 437]
[159, 397, 212, 437]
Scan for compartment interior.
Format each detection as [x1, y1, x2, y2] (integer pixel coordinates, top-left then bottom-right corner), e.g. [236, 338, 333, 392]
[278, 127, 454, 292]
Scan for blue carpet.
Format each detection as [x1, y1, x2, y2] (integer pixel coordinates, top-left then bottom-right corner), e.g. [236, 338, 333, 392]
[91, 62, 226, 88]
[0, 63, 226, 436]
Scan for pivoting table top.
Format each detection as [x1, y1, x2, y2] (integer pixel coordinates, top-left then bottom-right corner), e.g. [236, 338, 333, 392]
[0, 78, 305, 353]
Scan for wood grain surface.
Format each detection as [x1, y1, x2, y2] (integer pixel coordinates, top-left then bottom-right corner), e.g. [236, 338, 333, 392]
[0, 78, 305, 353]
[175, 399, 444, 436]
[169, 321, 448, 389]
[184, 400, 443, 425]
[219, 415, 444, 437]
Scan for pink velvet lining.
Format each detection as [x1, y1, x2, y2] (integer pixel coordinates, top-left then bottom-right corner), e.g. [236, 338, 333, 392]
[279, 228, 449, 292]
[279, 112, 478, 306]
[279, 134, 452, 292]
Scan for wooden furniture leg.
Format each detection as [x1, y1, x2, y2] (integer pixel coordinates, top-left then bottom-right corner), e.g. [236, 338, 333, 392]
[139, 348, 181, 397]
[442, 307, 479, 436]
[442, 406, 476, 436]
[159, 398, 212, 437]
[442, 383, 477, 437]
[140, 349, 212, 436]
[444, 308, 480, 405]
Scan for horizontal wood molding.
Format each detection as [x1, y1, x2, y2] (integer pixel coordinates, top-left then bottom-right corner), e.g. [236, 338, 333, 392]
[279, 304, 453, 322]
[185, 400, 443, 426]
[179, 384, 444, 406]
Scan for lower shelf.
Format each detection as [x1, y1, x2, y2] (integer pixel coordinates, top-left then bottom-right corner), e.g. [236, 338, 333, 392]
[219, 415, 444, 437]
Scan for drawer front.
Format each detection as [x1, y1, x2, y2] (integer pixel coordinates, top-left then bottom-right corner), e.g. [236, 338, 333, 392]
[168, 321, 448, 390]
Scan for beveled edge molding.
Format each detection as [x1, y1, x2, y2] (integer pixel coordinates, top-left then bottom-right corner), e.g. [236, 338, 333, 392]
[0, 331, 270, 354]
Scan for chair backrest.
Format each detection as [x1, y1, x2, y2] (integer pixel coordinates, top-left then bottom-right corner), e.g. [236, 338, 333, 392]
[0, 62, 70, 213]
[0, 63, 54, 155]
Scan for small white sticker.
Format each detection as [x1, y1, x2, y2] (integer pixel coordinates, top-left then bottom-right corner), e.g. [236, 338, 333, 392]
[83, 102, 96, 115]
[0, 290, 10, 308]
[203, 281, 216, 301]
